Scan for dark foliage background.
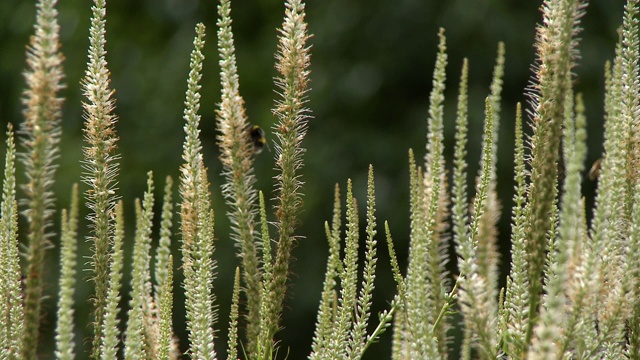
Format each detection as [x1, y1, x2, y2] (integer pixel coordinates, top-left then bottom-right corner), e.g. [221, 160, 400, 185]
[0, 0, 622, 358]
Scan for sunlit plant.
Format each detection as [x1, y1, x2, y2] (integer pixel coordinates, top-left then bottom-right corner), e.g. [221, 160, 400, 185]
[1, 0, 639, 359]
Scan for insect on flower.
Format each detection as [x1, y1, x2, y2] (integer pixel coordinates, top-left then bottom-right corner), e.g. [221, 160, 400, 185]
[588, 157, 602, 181]
[248, 124, 269, 154]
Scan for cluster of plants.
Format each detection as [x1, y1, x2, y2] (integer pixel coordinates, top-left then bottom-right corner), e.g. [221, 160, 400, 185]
[1, 0, 640, 359]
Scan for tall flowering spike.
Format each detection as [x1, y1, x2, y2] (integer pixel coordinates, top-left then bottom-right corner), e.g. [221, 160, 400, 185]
[257, 192, 275, 358]
[310, 172, 392, 359]
[451, 59, 470, 255]
[587, 0, 640, 353]
[423, 28, 449, 237]
[626, 5, 640, 351]
[402, 149, 440, 359]
[99, 201, 124, 360]
[227, 267, 241, 360]
[158, 255, 176, 360]
[628, 169, 640, 358]
[216, 0, 262, 351]
[154, 176, 174, 304]
[55, 184, 79, 360]
[81, 0, 120, 357]
[451, 58, 471, 355]
[0, 124, 24, 358]
[124, 173, 155, 359]
[603, 0, 640, 297]
[261, 0, 312, 350]
[309, 185, 342, 360]
[475, 43, 506, 300]
[620, 0, 640, 217]
[153, 177, 177, 358]
[422, 29, 450, 358]
[179, 23, 218, 360]
[529, 92, 587, 359]
[348, 165, 380, 358]
[19, 0, 65, 355]
[387, 220, 408, 360]
[424, 28, 447, 174]
[501, 103, 530, 358]
[524, 0, 587, 342]
[457, 98, 497, 359]
[331, 179, 359, 359]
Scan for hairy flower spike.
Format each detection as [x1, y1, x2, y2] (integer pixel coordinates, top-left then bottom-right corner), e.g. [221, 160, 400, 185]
[475, 42, 506, 303]
[310, 184, 342, 360]
[80, 0, 121, 357]
[419, 29, 451, 359]
[124, 173, 155, 359]
[154, 176, 174, 304]
[586, 1, 639, 355]
[227, 267, 241, 360]
[309, 169, 391, 359]
[179, 23, 218, 360]
[626, 4, 640, 351]
[348, 165, 379, 358]
[216, 0, 262, 353]
[329, 179, 359, 358]
[158, 255, 176, 360]
[100, 201, 125, 360]
[501, 103, 530, 358]
[529, 92, 587, 359]
[524, 0, 587, 343]
[0, 124, 24, 358]
[398, 149, 440, 359]
[55, 184, 79, 360]
[457, 98, 497, 359]
[451, 59, 470, 254]
[20, 0, 65, 355]
[260, 0, 312, 353]
[451, 58, 472, 357]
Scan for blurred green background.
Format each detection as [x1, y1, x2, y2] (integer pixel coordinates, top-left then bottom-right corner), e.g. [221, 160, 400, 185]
[0, 0, 623, 358]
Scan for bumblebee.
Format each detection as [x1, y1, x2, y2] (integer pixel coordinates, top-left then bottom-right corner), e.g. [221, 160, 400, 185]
[249, 124, 268, 154]
[588, 157, 603, 181]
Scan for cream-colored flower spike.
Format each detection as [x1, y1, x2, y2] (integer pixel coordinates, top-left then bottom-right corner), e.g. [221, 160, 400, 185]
[20, 0, 65, 356]
[216, 1, 262, 355]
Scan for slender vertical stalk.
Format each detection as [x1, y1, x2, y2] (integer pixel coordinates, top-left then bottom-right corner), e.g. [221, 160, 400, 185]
[259, 0, 312, 353]
[402, 149, 440, 359]
[158, 255, 175, 360]
[457, 98, 497, 359]
[422, 29, 451, 358]
[0, 124, 24, 359]
[124, 173, 155, 360]
[309, 185, 342, 360]
[179, 23, 218, 360]
[476, 43, 506, 301]
[524, 0, 586, 342]
[501, 103, 530, 358]
[81, 0, 120, 357]
[216, 1, 261, 353]
[227, 267, 241, 360]
[99, 201, 125, 360]
[347, 165, 379, 358]
[55, 184, 79, 360]
[20, 0, 64, 355]
[155, 176, 174, 303]
[529, 92, 587, 359]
